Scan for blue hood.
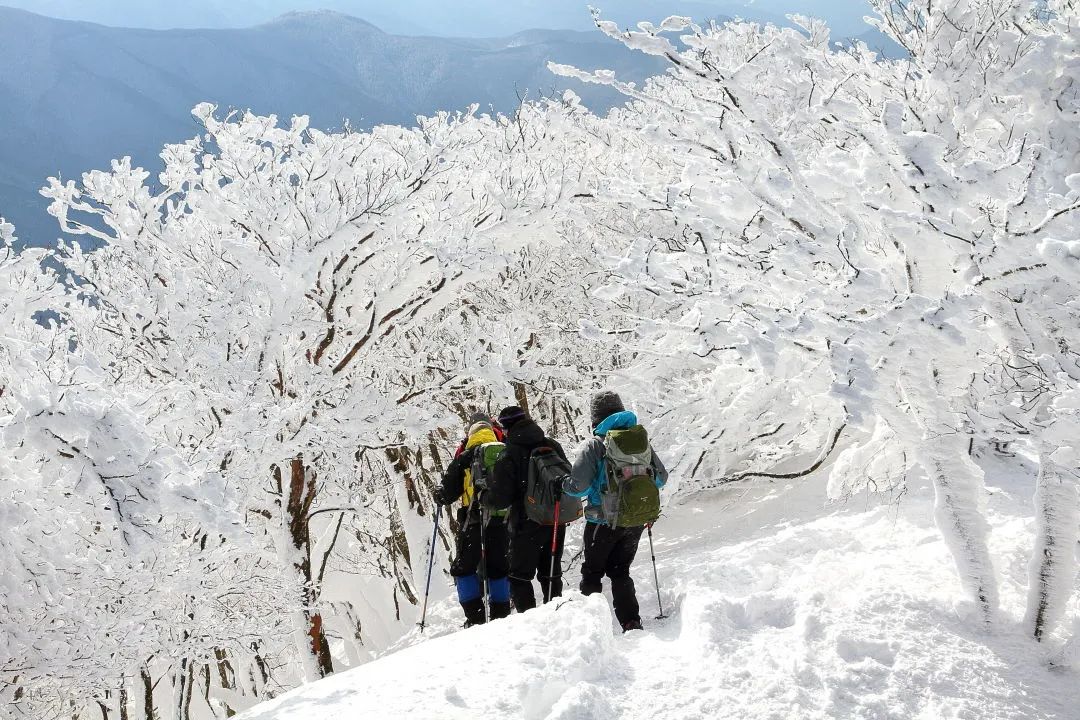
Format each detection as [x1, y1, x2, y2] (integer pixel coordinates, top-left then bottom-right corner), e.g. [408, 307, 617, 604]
[594, 410, 637, 436]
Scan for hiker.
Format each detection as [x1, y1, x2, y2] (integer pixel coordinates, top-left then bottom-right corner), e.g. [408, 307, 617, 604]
[567, 390, 668, 632]
[485, 405, 572, 612]
[433, 420, 511, 626]
[453, 411, 504, 458]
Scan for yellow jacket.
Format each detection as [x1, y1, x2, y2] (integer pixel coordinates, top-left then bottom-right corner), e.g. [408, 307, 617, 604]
[461, 427, 499, 506]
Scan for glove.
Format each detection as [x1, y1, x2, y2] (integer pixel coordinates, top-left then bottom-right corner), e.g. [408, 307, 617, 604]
[432, 487, 449, 507]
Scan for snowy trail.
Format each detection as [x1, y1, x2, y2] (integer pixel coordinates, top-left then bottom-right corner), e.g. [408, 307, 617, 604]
[238, 472, 1080, 720]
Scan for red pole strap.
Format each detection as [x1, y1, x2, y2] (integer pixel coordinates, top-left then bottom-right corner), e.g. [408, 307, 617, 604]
[546, 498, 561, 603]
[551, 499, 561, 552]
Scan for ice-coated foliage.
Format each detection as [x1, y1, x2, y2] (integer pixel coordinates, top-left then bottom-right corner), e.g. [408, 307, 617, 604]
[0, 219, 250, 709]
[552, 0, 1080, 627]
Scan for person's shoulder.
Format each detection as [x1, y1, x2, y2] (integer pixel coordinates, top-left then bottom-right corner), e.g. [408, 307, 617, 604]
[494, 441, 522, 461]
[450, 446, 475, 465]
[543, 436, 570, 457]
[578, 435, 604, 453]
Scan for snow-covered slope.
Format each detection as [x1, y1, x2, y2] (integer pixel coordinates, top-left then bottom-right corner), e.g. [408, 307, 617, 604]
[234, 449, 1080, 720]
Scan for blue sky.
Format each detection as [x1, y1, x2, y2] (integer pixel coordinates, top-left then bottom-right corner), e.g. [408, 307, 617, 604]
[0, 0, 879, 37]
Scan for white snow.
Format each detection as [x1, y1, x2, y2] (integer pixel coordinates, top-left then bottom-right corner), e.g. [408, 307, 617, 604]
[237, 451, 1080, 720]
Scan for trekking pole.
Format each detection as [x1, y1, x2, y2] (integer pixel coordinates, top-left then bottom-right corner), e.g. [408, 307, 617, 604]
[479, 496, 488, 615]
[418, 504, 442, 633]
[647, 523, 667, 620]
[546, 480, 562, 604]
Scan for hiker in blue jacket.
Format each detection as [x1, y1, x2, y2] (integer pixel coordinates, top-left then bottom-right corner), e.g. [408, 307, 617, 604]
[567, 390, 668, 632]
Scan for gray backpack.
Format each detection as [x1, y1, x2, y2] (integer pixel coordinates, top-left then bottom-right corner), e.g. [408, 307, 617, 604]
[524, 446, 583, 526]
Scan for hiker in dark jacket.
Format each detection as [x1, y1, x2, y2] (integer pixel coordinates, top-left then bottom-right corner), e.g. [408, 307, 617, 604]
[567, 390, 668, 632]
[433, 421, 511, 626]
[485, 405, 569, 612]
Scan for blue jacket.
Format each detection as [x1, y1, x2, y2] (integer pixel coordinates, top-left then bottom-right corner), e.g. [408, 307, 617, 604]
[567, 410, 668, 524]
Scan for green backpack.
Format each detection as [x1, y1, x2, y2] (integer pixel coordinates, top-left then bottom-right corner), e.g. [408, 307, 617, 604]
[470, 442, 508, 519]
[599, 425, 661, 527]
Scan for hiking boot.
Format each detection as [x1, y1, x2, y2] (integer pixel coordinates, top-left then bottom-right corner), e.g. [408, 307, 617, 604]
[461, 598, 486, 628]
[621, 618, 644, 633]
[489, 601, 512, 621]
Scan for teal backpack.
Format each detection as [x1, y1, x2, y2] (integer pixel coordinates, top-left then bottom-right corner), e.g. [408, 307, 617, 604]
[598, 425, 661, 527]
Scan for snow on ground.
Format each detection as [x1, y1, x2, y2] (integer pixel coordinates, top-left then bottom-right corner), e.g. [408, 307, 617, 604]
[238, 452, 1080, 720]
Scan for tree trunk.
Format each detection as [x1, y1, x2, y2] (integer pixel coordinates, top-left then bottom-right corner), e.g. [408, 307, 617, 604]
[175, 658, 194, 720]
[140, 666, 153, 720]
[277, 455, 334, 679]
[213, 648, 237, 715]
[251, 642, 269, 694]
[923, 435, 998, 623]
[1025, 449, 1080, 640]
[885, 359, 998, 623]
[512, 381, 530, 415]
[214, 648, 234, 690]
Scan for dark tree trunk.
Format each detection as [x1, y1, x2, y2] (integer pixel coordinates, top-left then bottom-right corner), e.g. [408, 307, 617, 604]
[278, 455, 334, 678]
[140, 667, 153, 720]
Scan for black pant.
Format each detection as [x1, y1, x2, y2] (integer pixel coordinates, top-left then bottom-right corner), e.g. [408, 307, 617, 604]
[450, 508, 509, 581]
[580, 522, 645, 626]
[508, 518, 566, 612]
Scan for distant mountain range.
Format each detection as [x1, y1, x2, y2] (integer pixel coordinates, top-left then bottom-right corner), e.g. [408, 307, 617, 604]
[0, 6, 901, 247]
[0, 1, 884, 38]
[0, 7, 670, 246]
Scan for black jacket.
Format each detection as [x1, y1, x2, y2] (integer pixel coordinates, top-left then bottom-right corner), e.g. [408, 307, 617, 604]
[486, 417, 567, 525]
[439, 445, 477, 507]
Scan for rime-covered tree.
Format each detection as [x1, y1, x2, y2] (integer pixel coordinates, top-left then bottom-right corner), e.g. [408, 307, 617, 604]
[32, 97, 623, 716]
[554, 1, 1080, 632]
[0, 215, 261, 718]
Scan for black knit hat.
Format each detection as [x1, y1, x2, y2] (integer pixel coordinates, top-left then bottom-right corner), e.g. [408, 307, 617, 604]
[497, 405, 528, 428]
[589, 390, 625, 428]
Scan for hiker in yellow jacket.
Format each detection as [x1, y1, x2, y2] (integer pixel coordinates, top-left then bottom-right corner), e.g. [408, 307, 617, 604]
[433, 420, 511, 626]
